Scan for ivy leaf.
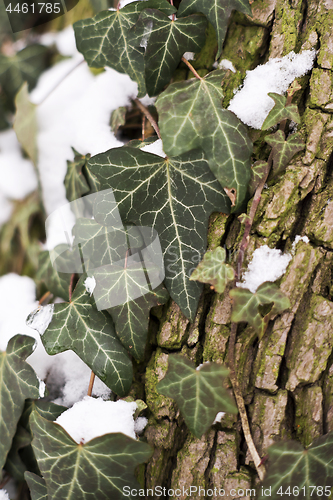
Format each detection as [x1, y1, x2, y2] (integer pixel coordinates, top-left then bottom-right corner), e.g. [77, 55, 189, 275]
[30, 411, 153, 500]
[265, 130, 305, 176]
[259, 433, 333, 500]
[38, 275, 133, 396]
[108, 284, 169, 360]
[189, 246, 234, 293]
[64, 148, 91, 203]
[25, 472, 48, 500]
[0, 45, 47, 104]
[261, 93, 301, 130]
[35, 247, 73, 302]
[157, 354, 237, 438]
[0, 335, 39, 471]
[13, 82, 38, 166]
[5, 425, 31, 480]
[87, 146, 230, 321]
[110, 106, 127, 134]
[248, 160, 267, 196]
[230, 282, 290, 338]
[73, 0, 176, 98]
[177, 0, 252, 59]
[129, 9, 207, 96]
[156, 70, 253, 209]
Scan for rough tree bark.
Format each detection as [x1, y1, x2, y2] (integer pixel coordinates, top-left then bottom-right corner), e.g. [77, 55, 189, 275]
[136, 0, 333, 498]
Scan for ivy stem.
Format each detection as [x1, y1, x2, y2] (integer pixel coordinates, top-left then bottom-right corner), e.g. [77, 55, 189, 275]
[133, 98, 161, 139]
[38, 290, 52, 305]
[142, 116, 146, 140]
[181, 57, 202, 80]
[87, 371, 96, 397]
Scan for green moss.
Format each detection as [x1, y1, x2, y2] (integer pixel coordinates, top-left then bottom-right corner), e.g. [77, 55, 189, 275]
[145, 348, 176, 419]
[207, 213, 228, 250]
[193, 22, 218, 70]
[156, 302, 189, 349]
[272, 0, 304, 56]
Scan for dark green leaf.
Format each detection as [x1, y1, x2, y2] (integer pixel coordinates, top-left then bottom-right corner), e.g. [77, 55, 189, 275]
[64, 148, 91, 203]
[261, 93, 301, 130]
[156, 70, 253, 208]
[189, 246, 234, 293]
[265, 130, 305, 176]
[73, 0, 176, 97]
[157, 354, 237, 438]
[129, 9, 206, 96]
[0, 335, 39, 471]
[13, 82, 38, 166]
[30, 411, 153, 500]
[0, 45, 47, 103]
[87, 146, 230, 320]
[25, 472, 48, 500]
[230, 282, 290, 338]
[110, 106, 127, 134]
[248, 160, 267, 196]
[35, 248, 73, 302]
[34, 275, 133, 396]
[259, 433, 333, 500]
[177, 0, 252, 58]
[5, 425, 31, 480]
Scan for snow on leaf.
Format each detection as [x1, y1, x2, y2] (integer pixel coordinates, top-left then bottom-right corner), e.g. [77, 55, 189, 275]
[36, 275, 133, 397]
[177, 0, 252, 59]
[73, 0, 176, 98]
[258, 432, 333, 500]
[30, 411, 152, 500]
[265, 130, 305, 176]
[189, 246, 234, 293]
[156, 70, 253, 209]
[25, 473, 48, 500]
[261, 93, 301, 130]
[230, 282, 290, 338]
[156, 354, 237, 438]
[13, 83, 38, 166]
[87, 146, 230, 321]
[129, 9, 206, 96]
[0, 335, 39, 472]
[248, 160, 267, 196]
[64, 148, 91, 203]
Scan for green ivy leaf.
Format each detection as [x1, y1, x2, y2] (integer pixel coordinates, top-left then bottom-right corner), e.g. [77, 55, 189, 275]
[35, 247, 73, 302]
[110, 106, 127, 134]
[129, 9, 206, 96]
[64, 148, 91, 203]
[189, 246, 234, 293]
[30, 411, 153, 500]
[156, 70, 253, 209]
[13, 82, 38, 166]
[25, 472, 48, 500]
[265, 130, 305, 176]
[157, 354, 237, 438]
[5, 425, 31, 480]
[230, 282, 290, 338]
[177, 0, 252, 58]
[0, 45, 47, 104]
[261, 93, 301, 130]
[248, 160, 267, 196]
[259, 433, 333, 500]
[0, 335, 39, 471]
[73, 0, 176, 98]
[87, 146, 230, 321]
[38, 275, 133, 396]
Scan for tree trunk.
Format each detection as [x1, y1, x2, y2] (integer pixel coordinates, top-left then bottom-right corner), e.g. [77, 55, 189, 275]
[139, 0, 333, 497]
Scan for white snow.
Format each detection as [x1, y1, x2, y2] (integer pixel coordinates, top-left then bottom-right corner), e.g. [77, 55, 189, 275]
[0, 490, 10, 500]
[26, 304, 54, 336]
[39, 26, 78, 57]
[140, 21, 153, 49]
[213, 412, 225, 424]
[291, 235, 309, 253]
[55, 396, 138, 443]
[134, 416, 148, 434]
[228, 50, 316, 129]
[238, 245, 292, 293]
[213, 59, 236, 73]
[38, 379, 46, 398]
[183, 52, 195, 61]
[84, 276, 96, 296]
[140, 139, 167, 158]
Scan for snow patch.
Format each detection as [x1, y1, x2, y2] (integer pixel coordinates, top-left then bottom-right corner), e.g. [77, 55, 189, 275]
[26, 304, 54, 336]
[140, 139, 167, 158]
[183, 52, 195, 61]
[55, 396, 138, 443]
[291, 235, 309, 254]
[84, 276, 96, 296]
[238, 245, 292, 293]
[228, 50, 316, 129]
[213, 59, 236, 73]
[0, 490, 10, 500]
[38, 379, 46, 398]
[134, 416, 148, 434]
[213, 412, 225, 424]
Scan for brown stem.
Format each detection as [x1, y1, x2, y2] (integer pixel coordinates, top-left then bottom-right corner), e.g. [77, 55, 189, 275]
[133, 98, 161, 139]
[142, 116, 146, 141]
[69, 273, 75, 302]
[39, 290, 52, 305]
[87, 371, 96, 397]
[181, 57, 202, 80]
